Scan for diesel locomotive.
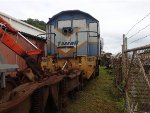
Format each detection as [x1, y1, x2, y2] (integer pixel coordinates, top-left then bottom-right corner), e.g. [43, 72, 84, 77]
[41, 10, 101, 79]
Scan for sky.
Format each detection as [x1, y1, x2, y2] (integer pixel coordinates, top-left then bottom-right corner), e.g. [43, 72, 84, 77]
[1, 0, 150, 54]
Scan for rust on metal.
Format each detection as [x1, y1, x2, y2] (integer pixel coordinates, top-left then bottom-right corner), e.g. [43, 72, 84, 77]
[0, 75, 63, 113]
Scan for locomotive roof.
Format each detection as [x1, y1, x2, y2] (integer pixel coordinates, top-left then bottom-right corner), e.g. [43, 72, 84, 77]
[47, 10, 99, 25]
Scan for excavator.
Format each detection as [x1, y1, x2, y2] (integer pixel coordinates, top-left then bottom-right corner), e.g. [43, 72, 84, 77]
[0, 17, 64, 113]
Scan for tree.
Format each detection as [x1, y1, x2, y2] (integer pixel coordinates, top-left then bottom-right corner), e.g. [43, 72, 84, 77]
[22, 18, 46, 31]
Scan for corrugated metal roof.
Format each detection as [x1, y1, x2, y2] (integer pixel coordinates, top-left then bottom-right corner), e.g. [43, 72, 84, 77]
[0, 11, 46, 37]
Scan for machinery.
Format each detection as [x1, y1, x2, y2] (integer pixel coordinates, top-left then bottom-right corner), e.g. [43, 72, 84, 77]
[0, 10, 101, 113]
[0, 16, 42, 78]
[0, 16, 63, 113]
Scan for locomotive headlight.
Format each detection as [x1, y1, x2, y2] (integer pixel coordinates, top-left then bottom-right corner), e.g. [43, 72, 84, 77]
[62, 27, 68, 34]
[62, 27, 73, 35]
[68, 27, 73, 34]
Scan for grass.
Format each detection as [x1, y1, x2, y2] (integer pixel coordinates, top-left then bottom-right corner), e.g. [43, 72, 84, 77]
[66, 67, 125, 113]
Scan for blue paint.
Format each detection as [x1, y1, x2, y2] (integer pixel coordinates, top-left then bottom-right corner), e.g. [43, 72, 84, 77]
[47, 10, 98, 27]
[77, 44, 87, 55]
[48, 46, 56, 55]
[88, 44, 98, 56]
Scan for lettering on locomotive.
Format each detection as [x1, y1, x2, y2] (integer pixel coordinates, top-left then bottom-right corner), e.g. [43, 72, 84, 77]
[57, 41, 78, 48]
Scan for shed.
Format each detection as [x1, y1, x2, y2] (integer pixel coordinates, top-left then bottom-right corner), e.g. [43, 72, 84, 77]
[0, 12, 46, 71]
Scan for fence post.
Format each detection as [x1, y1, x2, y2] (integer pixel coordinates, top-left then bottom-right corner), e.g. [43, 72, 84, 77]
[122, 34, 126, 83]
[122, 34, 130, 113]
[123, 34, 128, 84]
[125, 36, 128, 86]
[122, 44, 124, 81]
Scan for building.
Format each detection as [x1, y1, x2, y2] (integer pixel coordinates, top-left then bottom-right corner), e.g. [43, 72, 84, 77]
[0, 11, 46, 70]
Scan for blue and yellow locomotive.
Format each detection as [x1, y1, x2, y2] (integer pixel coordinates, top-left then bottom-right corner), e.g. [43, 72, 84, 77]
[42, 10, 101, 80]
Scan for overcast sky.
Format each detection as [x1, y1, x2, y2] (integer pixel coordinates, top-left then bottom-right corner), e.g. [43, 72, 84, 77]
[1, 0, 150, 54]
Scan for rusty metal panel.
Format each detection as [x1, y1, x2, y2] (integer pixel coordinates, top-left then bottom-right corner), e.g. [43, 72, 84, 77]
[0, 33, 45, 72]
[50, 84, 60, 109]
[65, 76, 80, 93]
[0, 75, 63, 113]
[5, 97, 31, 113]
[0, 42, 16, 64]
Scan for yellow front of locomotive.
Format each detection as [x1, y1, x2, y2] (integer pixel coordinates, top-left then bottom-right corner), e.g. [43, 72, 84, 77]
[41, 10, 101, 79]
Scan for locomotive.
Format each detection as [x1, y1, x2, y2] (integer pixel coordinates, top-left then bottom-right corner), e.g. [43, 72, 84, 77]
[41, 10, 101, 79]
[0, 10, 101, 113]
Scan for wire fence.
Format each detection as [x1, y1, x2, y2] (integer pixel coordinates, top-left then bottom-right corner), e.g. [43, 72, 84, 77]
[126, 12, 150, 36]
[125, 12, 150, 50]
[112, 35, 150, 113]
[123, 36, 150, 113]
[112, 12, 150, 113]
[112, 53, 123, 89]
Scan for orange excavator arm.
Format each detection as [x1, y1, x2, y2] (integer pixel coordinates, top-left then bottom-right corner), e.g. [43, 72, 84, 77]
[0, 28, 27, 57]
[0, 17, 42, 57]
[0, 17, 43, 78]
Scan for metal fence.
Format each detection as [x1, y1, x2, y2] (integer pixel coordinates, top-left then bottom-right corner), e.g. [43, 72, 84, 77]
[112, 53, 123, 89]
[122, 35, 150, 113]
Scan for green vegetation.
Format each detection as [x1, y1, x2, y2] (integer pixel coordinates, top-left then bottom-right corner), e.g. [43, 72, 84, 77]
[67, 67, 125, 113]
[22, 18, 46, 31]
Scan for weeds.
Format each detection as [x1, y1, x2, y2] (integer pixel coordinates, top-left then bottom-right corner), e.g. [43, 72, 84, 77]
[67, 67, 125, 113]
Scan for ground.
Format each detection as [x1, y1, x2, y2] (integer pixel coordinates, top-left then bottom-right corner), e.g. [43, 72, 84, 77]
[66, 67, 125, 113]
